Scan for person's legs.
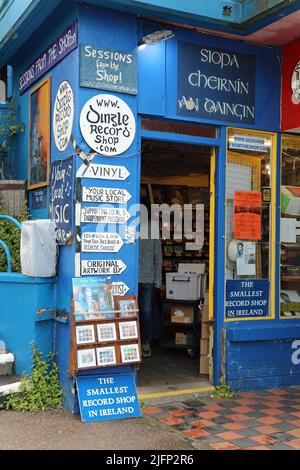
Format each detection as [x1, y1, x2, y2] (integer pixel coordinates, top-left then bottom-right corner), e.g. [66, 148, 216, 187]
[138, 283, 154, 356]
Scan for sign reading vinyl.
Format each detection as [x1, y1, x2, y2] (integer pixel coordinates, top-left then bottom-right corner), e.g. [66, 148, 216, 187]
[53, 81, 74, 152]
[79, 94, 136, 156]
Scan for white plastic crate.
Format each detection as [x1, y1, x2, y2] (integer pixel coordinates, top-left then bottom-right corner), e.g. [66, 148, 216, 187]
[166, 272, 204, 300]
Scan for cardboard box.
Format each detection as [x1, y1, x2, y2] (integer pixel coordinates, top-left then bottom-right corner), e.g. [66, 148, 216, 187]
[171, 304, 194, 324]
[201, 321, 210, 339]
[175, 332, 187, 345]
[200, 338, 209, 355]
[200, 354, 209, 375]
[201, 304, 209, 322]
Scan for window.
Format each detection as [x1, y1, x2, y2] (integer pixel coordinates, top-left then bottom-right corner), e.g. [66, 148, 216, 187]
[280, 135, 300, 319]
[225, 128, 276, 321]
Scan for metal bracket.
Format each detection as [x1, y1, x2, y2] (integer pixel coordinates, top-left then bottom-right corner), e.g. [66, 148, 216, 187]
[35, 308, 69, 323]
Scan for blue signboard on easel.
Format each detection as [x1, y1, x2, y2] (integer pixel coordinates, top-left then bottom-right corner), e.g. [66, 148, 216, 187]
[76, 373, 141, 423]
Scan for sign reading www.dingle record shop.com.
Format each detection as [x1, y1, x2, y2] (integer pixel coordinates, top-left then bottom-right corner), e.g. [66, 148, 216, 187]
[226, 279, 269, 319]
[177, 41, 256, 124]
[80, 44, 137, 95]
[80, 94, 136, 156]
[76, 374, 141, 423]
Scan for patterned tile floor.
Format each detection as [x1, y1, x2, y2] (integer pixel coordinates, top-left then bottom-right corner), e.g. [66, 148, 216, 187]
[143, 387, 300, 450]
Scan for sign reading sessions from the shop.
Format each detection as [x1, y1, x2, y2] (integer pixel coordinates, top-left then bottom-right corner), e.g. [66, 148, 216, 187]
[81, 232, 124, 253]
[77, 163, 130, 181]
[177, 41, 256, 124]
[53, 81, 74, 152]
[81, 206, 130, 224]
[80, 44, 137, 95]
[49, 157, 73, 245]
[19, 21, 78, 94]
[79, 94, 136, 155]
[225, 279, 269, 319]
[76, 374, 141, 423]
[82, 186, 132, 204]
[81, 259, 126, 275]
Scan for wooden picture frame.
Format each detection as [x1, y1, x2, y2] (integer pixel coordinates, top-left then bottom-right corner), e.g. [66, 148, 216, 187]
[120, 343, 140, 363]
[96, 346, 117, 366]
[75, 324, 95, 345]
[114, 295, 138, 318]
[28, 77, 51, 189]
[97, 322, 117, 342]
[77, 348, 96, 369]
[119, 320, 138, 340]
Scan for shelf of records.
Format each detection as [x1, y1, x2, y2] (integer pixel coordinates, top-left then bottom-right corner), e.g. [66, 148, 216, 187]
[70, 277, 141, 371]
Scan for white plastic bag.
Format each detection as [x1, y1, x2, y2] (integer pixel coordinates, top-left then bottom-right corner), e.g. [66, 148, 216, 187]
[21, 220, 57, 277]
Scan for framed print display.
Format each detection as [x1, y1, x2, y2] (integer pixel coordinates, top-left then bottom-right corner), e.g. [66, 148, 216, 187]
[72, 277, 115, 320]
[120, 344, 140, 363]
[97, 323, 117, 342]
[76, 324, 95, 345]
[28, 77, 51, 189]
[114, 296, 138, 318]
[96, 346, 116, 366]
[119, 321, 138, 340]
[77, 348, 96, 369]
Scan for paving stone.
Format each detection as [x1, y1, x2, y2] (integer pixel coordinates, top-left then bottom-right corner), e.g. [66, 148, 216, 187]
[230, 438, 259, 449]
[244, 411, 269, 418]
[274, 422, 297, 432]
[271, 432, 295, 442]
[211, 416, 234, 425]
[238, 428, 264, 438]
[269, 444, 294, 450]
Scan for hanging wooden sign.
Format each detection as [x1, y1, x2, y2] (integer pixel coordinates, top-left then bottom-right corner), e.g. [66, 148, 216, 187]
[53, 80, 74, 152]
[82, 186, 132, 204]
[81, 232, 124, 253]
[77, 163, 130, 181]
[81, 259, 127, 275]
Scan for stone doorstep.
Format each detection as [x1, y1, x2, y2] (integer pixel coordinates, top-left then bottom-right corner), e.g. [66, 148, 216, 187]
[0, 380, 21, 397]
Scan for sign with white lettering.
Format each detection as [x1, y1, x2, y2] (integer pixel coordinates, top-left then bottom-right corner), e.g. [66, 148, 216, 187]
[79, 94, 136, 155]
[82, 186, 132, 203]
[229, 135, 270, 153]
[76, 374, 141, 422]
[19, 21, 78, 94]
[225, 279, 269, 319]
[177, 41, 256, 124]
[53, 81, 74, 152]
[81, 232, 124, 253]
[113, 281, 130, 296]
[81, 259, 126, 276]
[81, 206, 130, 224]
[77, 163, 130, 181]
[80, 44, 137, 95]
[49, 157, 73, 244]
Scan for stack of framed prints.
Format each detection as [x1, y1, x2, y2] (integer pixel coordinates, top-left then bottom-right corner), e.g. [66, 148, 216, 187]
[70, 278, 141, 373]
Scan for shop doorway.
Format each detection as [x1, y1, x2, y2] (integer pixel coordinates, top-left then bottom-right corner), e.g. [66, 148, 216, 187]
[137, 139, 215, 395]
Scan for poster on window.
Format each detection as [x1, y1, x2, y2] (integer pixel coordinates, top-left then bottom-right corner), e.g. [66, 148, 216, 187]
[234, 191, 261, 240]
[236, 241, 256, 276]
[28, 77, 51, 189]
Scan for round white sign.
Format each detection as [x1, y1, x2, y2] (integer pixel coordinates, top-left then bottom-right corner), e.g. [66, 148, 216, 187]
[53, 81, 74, 152]
[79, 94, 136, 156]
[291, 61, 300, 103]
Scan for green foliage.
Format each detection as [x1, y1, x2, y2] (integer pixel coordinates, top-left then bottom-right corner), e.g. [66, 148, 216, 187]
[212, 384, 237, 399]
[0, 100, 24, 179]
[0, 200, 28, 272]
[4, 343, 63, 412]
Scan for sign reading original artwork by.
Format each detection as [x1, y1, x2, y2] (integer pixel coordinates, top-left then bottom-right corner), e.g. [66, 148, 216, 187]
[79, 94, 136, 156]
[19, 22, 78, 94]
[226, 279, 269, 319]
[80, 44, 137, 95]
[178, 41, 256, 123]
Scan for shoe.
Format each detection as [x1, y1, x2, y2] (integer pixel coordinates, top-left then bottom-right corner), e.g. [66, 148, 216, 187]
[142, 343, 151, 358]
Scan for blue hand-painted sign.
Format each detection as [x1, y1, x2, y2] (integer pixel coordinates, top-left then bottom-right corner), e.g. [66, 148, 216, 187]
[31, 187, 48, 210]
[76, 373, 141, 423]
[49, 157, 73, 245]
[80, 44, 137, 95]
[177, 41, 256, 124]
[19, 21, 78, 94]
[226, 279, 269, 319]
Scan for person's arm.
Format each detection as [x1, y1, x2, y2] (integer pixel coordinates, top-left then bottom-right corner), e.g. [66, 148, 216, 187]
[153, 239, 163, 288]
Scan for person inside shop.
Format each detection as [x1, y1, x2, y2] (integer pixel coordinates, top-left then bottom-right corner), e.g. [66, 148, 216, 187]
[138, 196, 162, 358]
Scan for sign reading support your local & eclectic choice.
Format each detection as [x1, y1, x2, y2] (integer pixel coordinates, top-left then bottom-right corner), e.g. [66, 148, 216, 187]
[80, 94, 136, 156]
[81, 206, 130, 224]
[76, 374, 141, 423]
[80, 44, 137, 95]
[226, 279, 269, 319]
[177, 41, 256, 124]
[49, 157, 74, 245]
[81, 259, 126, 276]
[81, 232, 124, 253]
[53, 81, 74, 152]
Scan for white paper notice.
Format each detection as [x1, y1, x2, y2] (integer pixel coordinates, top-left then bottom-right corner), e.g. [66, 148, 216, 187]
[236, 241, 256, 276]
[281, 218, 297, 243]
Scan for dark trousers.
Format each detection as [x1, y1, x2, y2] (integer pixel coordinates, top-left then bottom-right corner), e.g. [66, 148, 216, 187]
[138, 283, 155, 344]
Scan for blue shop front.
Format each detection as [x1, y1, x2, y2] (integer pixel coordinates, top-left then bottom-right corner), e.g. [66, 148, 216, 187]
[3, 2, 300, 413]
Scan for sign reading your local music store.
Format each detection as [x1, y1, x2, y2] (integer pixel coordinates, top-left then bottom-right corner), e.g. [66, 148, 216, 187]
[82, 186, 132, 204]
[80, 94, 136, 155]
[177, 41, 256, 124]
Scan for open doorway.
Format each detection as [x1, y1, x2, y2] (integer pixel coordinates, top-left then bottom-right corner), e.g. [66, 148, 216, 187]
[137, 139, 214, 393]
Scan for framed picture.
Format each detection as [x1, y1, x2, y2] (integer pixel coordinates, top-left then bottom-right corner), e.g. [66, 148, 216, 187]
[97, 323, 117, 342]
[120, 343, 140, 363]
[119, 321, 138, 340]
[114, 295, 138, 318]
[75, 324, 95, 345]
[96, 346, 116, 366]
[72, 278, 115, 320]
[77, 348, 96, 369]
[28, 77, 51, 189]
